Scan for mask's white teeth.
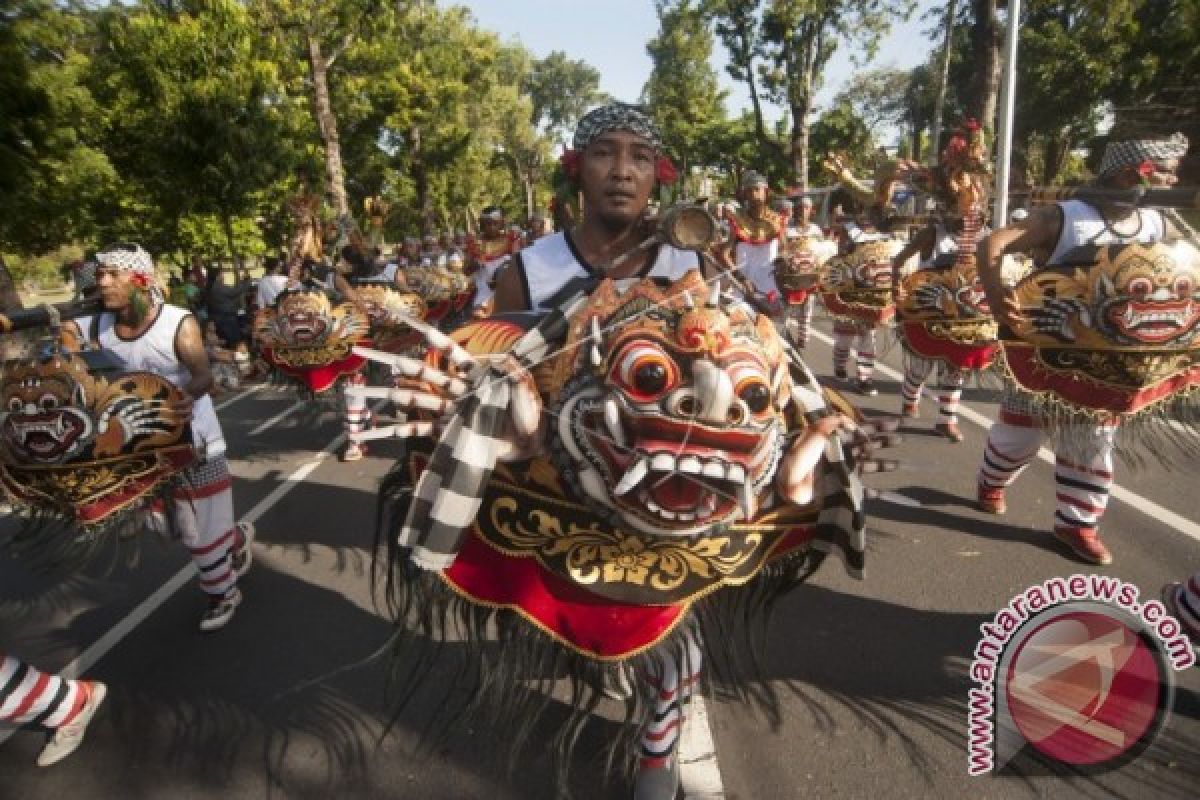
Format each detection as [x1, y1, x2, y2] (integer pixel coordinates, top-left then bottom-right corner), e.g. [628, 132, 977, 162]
[701, 461, 725, 479]
[603, 398, 627, 448]
[614, 456, 649, 497]
[650, 453, 675, 472]
[677, 510, 695, 522]
[739, 481, 756, 520]
[590, 317, 604, 367]
[678, 456, 702, 474]
[727, 463, 746, 483]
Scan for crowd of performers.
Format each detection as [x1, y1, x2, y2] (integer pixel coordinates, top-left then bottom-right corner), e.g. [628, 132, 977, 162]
[2, 101, 1199, 798]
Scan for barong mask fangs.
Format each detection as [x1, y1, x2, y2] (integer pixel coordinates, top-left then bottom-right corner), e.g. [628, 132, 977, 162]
[549, 273, 790, 537]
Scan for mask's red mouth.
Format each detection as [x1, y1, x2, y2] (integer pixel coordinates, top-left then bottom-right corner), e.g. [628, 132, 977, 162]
[1107, 299, 1198, 343]
[282, 311, 329, 345]
[584, 408, 777, 530]
[2, 409, 90, 462]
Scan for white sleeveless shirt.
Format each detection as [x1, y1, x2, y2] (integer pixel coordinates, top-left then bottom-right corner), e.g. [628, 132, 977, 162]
[735, 237, 781, 296]
[517, 231, 702, 312]
[918, 224, 960, 270]
[94, 304, 225, 459]
[1047, 199, 1165, 266]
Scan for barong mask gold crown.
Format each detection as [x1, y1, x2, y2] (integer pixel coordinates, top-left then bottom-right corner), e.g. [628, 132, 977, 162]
[900, 255, 992, 320]
[775, 235, 837, 291]
[546, 272, 791, 538]
[1013, 242, 1200, 349]
[253, 288, 369, 366]
[0, 352, 189, 466]
[821, 239, 904, 295]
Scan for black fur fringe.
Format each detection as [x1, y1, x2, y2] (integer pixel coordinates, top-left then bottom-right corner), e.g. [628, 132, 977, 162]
[372, 445, 828, 796]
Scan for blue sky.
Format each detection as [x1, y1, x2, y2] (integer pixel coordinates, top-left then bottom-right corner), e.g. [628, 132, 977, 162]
[446, 0, 940, 141]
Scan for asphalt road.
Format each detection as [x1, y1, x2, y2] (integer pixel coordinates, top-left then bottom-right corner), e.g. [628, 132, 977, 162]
[1, 314, 1197, 800]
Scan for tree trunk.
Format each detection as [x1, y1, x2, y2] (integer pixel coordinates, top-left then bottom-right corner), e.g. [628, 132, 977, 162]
[1041, 130, 1070, 185]
[306, 32, 350, 222]
[219, 210, 241, 269]
[968, 0, 1001, 130]
[0, 254, 23, 311]
[929, 0, 960, 162]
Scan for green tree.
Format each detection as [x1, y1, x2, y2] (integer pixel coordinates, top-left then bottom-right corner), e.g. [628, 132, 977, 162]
[92, 0, 299, 261]
[1011, 0, 1139, 185]
[707, 0, 914, 189]
[808, 102, 874, 180]
[0, 0, 117, 254]
[643, 0, 728, 199]
[524, 50, 608, 145]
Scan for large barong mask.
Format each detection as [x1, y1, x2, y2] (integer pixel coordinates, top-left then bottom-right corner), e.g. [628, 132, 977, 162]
[544, 273, 793, 538]
[1002, 241, 1200, 417]
[0, 351, 193, 526]
[253, 289, 371, 394]
[819, 239, 906, 324]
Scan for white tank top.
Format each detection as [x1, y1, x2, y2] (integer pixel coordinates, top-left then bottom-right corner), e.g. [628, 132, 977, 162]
[735, 238, 781, 295]
[1047, 199, 1165, 266]
[473, 254, 510, 309]
[94, 304, 225, 459]
[518, 231, 702, 312]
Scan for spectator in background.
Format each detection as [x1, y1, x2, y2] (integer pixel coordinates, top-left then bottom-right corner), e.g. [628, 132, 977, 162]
[206, 261, 252, 346]
[255, 256, 291, 310]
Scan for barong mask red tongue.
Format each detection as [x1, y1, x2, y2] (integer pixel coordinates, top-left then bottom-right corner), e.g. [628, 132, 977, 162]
[550, 272, 790, 537]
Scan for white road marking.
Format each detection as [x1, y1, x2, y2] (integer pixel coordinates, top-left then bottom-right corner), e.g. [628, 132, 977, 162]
[0, 431, 349, 747]
[679, 694, 726, 798]
[213, 385, 259, 412]
[809, 328, 1200, 544]
[247, 399, 305, 436]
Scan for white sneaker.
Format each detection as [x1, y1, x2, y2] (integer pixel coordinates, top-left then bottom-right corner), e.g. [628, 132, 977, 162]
[37, 681, 107, 767]
[199, 587, 242, 632]
[230, 521, 255, 578]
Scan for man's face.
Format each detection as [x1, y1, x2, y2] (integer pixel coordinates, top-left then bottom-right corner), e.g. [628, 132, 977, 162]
[96, 267, 135, 311]
[799, 201, 813, 223]
[481, 218, 504, 238]
[404, 241, 420, 258]
[743, 185, 768, 210]
[530, 217, 548, 236]
[580, 130, 657, 229]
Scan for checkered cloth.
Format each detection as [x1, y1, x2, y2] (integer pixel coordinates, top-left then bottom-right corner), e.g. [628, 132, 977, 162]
[401, 292, 592, 570]
[1098, 133, 1189, 178]
[573, 102, 663, 152]
[782, 341, 866, 578]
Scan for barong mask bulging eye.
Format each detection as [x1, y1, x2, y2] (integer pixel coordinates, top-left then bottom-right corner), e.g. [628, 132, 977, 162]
[551, 278, 790, 537]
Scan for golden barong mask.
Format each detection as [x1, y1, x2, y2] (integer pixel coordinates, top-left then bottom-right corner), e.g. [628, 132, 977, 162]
[544, 272, 791, 538]
[0, 351, 193, 527]
[253, 289, 369, 367]
[1012, 242, 1200, 350]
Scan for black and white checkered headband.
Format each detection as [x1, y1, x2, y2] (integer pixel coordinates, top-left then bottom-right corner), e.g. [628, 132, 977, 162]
[572, 102, 663, 152]
[1098, 133, 1188, 178]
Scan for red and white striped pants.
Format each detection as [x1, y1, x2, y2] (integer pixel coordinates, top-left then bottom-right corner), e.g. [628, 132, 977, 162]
[146, 456, 240, 598]
[341, 372, 373, 436]
[0, 654, 86, 729]
[832, 321, 877, 381]
[783, 296, 815, 348]
[902, 360, 964, 424]
[977, 404, 1117, 536]
[639, 632, 702, 769]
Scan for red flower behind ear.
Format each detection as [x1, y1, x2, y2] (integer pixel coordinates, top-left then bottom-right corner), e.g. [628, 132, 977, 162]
[1137, 159, 1156, 179]
[656, 156, 678, 185]
[560, 149, 581, 180]
[130, 272, 150, 289]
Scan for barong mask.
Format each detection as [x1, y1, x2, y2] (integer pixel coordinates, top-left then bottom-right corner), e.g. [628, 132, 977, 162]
[253, 289, 369, 364]
[0, 351, 193, 529]
[546, 273, 791, 536]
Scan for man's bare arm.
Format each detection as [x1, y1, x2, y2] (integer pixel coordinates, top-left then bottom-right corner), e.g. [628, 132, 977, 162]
[175, 315, 214, 399]
[977, 205, 1060, 328]
[492, 259, 526, 314]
